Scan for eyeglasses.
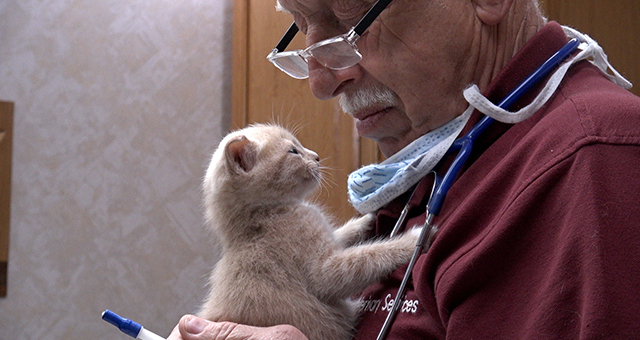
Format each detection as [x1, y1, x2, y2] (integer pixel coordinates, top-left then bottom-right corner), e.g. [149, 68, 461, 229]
[267, 0, 393, 79]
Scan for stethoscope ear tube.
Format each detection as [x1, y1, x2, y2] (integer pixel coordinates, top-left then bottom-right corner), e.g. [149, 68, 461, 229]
[376, 214, 438, 340]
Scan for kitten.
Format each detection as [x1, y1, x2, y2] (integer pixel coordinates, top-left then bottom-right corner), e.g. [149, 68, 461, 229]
[199, 124, 420, 340]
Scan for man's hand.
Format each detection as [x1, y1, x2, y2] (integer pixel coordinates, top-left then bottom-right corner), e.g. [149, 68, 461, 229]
[167, 315, 309, 340]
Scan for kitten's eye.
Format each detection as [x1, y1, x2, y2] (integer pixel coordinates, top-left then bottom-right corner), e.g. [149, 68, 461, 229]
[289, 147, 299, 154]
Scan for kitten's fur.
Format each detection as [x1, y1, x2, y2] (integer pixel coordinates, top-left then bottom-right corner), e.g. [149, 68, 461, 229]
[199, 124, 420, 340]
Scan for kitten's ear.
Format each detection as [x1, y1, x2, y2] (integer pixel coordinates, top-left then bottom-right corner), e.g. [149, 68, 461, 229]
[225, 135, 257, 172]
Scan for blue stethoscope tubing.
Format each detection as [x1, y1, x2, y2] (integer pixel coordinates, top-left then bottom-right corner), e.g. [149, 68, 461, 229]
[376, 37, 581, 340]
[428, 37, 581, 215]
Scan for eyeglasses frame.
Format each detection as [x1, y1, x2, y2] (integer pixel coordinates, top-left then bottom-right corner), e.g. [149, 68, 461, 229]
[267, 0, 394, 77]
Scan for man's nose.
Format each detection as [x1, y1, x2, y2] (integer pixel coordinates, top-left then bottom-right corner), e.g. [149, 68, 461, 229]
[306, 57, 364, 100]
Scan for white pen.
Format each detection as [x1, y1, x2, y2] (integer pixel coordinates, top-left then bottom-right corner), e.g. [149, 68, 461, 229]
[102, 309, 166, 340]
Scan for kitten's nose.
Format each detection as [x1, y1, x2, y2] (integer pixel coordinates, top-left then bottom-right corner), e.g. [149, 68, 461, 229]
[309, 150, 320, 162]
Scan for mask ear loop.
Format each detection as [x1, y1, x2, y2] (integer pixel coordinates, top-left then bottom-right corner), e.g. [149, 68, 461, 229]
[562, 26, 632, 89]
[464, 27, 633, 124]
[463, 46, 576, 123]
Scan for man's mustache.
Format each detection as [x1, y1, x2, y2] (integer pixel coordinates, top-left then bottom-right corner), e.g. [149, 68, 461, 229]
[339, 84, 401, 116]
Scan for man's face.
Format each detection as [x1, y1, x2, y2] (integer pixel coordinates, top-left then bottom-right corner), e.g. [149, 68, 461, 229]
[277, 0, 477, 156]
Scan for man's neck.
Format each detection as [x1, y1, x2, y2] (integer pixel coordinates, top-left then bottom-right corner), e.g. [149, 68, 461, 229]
[472, 1, 547, 93]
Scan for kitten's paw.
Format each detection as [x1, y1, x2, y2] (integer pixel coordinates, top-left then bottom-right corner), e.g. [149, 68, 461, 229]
[344, 213, 376, 233]
[408, 224, 423, 239]
[358, 213, 376, 229]
[406, 223, 438, 245]
[334, 213, 377, 246]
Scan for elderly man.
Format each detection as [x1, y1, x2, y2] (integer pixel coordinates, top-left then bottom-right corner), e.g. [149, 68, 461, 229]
[169, 0, 640, 339]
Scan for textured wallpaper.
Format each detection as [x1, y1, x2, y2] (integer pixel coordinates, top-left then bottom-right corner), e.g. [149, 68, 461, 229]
[0, 0, 232, 339]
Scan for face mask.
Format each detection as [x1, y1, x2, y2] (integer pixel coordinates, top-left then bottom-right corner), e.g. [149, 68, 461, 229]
[463, 26, 632, 124]
[348, 107, 472, 214]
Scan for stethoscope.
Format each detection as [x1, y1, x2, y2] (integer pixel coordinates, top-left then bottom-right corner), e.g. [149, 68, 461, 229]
[376, 37, 581, 340]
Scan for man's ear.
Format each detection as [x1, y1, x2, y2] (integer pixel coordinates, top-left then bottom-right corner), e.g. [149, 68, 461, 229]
[225, 135, 257, 172]
[472, 0, 514, 25]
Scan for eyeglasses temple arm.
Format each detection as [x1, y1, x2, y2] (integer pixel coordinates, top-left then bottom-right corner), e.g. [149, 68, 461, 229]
[353, 0, 393, 36]
[274, 22, 300, 52]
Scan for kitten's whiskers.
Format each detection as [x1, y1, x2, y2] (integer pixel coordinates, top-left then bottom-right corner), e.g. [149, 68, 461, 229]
[316, 163, 336, 194]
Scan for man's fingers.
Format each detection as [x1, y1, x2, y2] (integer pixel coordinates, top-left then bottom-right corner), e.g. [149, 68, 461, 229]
[170, 315, 308, 340]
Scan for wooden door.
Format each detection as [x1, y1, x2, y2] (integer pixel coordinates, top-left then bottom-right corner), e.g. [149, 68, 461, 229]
[541, 0, 640, 96]
[232, 0, 381, 222]
[0, 101, 12, 297]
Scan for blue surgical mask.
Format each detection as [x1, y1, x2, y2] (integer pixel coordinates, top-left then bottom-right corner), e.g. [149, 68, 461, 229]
[348, 108, 472, 214]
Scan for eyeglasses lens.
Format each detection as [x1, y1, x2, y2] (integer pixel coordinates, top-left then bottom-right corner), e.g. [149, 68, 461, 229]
[272, 54, 309, 79]
[310, 38, 362, 70]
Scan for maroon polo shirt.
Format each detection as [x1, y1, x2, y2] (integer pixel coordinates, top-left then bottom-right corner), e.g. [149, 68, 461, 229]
[354, 22, 640, 340]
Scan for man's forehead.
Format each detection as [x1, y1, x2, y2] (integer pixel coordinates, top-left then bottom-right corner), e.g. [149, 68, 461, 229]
[277, 0, 372, 14]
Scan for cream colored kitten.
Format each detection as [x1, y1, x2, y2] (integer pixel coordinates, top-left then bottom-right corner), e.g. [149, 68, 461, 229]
[199, 124, 420, 340]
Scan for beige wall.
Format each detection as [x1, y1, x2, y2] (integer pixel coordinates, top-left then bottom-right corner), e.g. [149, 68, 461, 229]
[0, 0, 232, 339]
